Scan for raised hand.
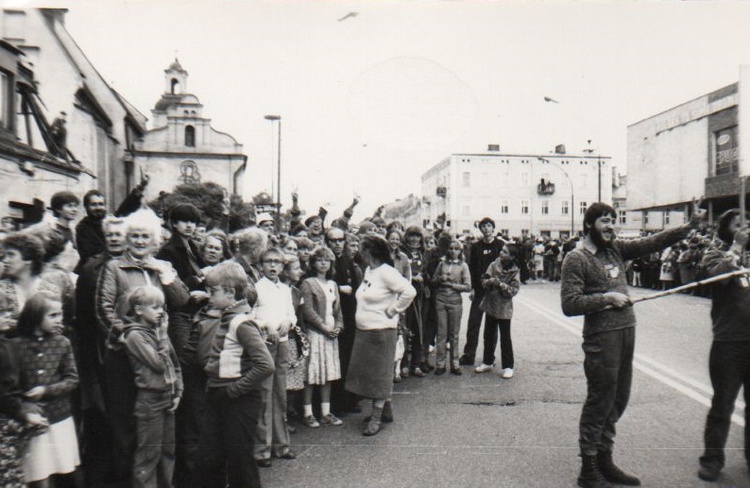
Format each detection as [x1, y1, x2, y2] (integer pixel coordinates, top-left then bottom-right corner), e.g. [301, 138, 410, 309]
[689, 197, 707, 228]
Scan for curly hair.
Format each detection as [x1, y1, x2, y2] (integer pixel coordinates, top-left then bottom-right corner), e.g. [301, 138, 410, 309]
[2, 232, 46, 276]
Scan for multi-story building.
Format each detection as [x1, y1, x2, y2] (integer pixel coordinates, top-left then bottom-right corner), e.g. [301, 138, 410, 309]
[421, 147, 612, 239]
[1, 8, 147, 212]
[0, 39, 85, 225]
[132, 60, 247, 202]
[627, 69, 746, 224]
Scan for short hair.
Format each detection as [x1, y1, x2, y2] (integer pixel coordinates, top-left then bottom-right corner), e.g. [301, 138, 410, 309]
[231, 227, 268, 259]
[479, 217, 496, 228]
[289, 224, 308, 236]
[716, 209, 750, 245]
[304, 215, 321, 227]
[202, 229, 232, 261]
[386, 221, 404, 233]
[102, 216, 126, 232]
[296, 236, 314, 250]
[582, 202, 617, 235]
[325, 227, 345, 241]
[205, 261, 249, 300]
[2, 232, 45, 275]
[260, 247, 285, 263]
[124, 208, 164, 248]
[283, 253, 301, 271]
[50, 191, 80, 216]
[345, 232, 360, 243]
[360, 235, 394, 267]
[357, 221, 376, 236]
[168, 203, 202, 224]
[83, 189, 106, 208]
[16, 293, 58, 337]
[121, 286, 165, 321]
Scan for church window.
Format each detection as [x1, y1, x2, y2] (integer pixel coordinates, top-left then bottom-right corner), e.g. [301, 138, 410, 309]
[185, 125, 195, 147]
[171, 78, 180, 94]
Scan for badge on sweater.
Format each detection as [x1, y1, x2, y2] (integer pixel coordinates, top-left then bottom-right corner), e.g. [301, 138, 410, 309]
[605, 264, 619, 279]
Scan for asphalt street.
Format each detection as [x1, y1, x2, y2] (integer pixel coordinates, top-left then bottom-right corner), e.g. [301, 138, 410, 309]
[262, 281, 750, 488]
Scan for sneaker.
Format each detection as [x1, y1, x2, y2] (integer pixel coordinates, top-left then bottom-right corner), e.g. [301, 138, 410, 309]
[411, 367, 426, 378]
[320, 413, 343, 426]
[302, 415, 320, 428]
[502, 368, 514, 379]
[475, 363, 494, 373]
[401, 367, 410, 378]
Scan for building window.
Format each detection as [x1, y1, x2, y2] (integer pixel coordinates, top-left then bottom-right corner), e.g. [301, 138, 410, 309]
[461, 204, 470, 215]
[171, 78, 180, 94]
[501, 200, 509, 214]
[185, 125, 195, 147]
[714, 126, 738, 176]
[521, 200, 529, 215]
[521, 229, 529, 237]
[579, 201, 587, 215]
[561, 200, 569, 215]
[618, 210, 627, 225]
[644, 212, 649, 225]
[502, 171, 510, 187]
[541, 200, 549, 215]
[0, 70, 10, 130]
[521, 172, 529, 186]
[462, 172, 470, 187]
[664, 210, 670, 225]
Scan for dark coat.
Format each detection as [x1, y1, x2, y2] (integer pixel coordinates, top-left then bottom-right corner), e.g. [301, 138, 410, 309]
[156, 234, 206, 291]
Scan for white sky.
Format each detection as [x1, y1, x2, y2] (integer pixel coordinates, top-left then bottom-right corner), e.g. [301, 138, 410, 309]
[23, 0, 750, 219]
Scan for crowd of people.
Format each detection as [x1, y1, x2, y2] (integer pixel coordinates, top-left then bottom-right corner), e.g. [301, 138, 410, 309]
[0, 179, 747, 488]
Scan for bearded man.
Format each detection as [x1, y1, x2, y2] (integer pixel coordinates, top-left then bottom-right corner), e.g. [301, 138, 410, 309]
[561, 201, 705, 488]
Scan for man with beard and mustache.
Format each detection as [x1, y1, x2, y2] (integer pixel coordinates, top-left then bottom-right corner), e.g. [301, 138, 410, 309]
[561, 201, 706, 488]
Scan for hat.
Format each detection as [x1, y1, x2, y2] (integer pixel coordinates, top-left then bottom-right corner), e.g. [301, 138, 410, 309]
[256, 212, 274, 225]
[169, 203, 202, 224]
[478, 217, 495, 228]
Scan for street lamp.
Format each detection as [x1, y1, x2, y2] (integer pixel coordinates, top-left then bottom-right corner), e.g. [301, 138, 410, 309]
[537, 157, 575, 236]
[264, 115, 281, 231]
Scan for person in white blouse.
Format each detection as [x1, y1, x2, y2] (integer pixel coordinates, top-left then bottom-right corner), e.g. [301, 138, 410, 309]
[345, 235, 416, 436]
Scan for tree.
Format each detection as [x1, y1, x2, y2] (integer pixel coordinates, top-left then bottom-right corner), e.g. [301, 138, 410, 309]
[148, 182, 255, 232]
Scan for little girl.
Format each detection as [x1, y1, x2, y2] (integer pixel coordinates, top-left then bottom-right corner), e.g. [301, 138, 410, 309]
[430, 239, 471, 375]
[299, 247, 344, 427]
[475, 245, 520, 379]
[14, 293, 79, 487]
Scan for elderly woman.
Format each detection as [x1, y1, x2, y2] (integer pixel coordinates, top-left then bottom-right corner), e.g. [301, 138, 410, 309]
[95, 208, 189, 486]
[201, 229, 232, 268]
[345, 235, 415, 436]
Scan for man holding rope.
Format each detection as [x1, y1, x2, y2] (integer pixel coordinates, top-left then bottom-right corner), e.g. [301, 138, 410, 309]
[561, 200, 706, 488]
[697, 209, 750, 482]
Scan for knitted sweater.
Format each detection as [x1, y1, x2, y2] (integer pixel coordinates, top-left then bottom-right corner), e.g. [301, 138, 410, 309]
[700, 240, 750, 342]
[355, 264, 416, 330]
[560, 224, 692, 337]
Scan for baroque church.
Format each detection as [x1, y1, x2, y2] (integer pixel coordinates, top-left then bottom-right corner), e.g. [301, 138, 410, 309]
[133, 59, 247, 202]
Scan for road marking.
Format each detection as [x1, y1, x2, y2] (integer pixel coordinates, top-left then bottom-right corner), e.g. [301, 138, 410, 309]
[516, 296, 745, 427]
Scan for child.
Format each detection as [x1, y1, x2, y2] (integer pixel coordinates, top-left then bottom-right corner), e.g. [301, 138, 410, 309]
[14, 293, 80, 487]
[198, 261, 274, 488]
[251, 248, 297, 466]
[299, 248, 344, 427]
[475, 245, 520, 379]
[430, 239, 471, 375]
[119, 286, 183, 488]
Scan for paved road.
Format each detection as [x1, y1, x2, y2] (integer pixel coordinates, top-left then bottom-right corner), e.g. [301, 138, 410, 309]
[262, 282, 749, 488]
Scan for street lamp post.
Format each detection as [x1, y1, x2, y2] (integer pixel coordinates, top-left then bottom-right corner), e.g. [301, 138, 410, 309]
[538, 157, 575, 236]
[264, 115, 281, 231]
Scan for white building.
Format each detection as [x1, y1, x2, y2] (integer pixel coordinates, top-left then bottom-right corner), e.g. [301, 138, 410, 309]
[421, 148, 612, 239]
[133, 60, 247, 202]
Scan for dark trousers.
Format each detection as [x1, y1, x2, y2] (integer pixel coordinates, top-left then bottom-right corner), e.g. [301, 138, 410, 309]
[405, 299, 423, 368]
[102, 349, 137, 484]
[462, 295, 485, 360]
[133, 390, 175, 488]
[422, 294, 437, 361]
[700, 340, 750, 470]
[482, 317, 514, 368]
[579, 328, 634, 456]
[198, 387, 263, 488]
[175, 364, 207, 488]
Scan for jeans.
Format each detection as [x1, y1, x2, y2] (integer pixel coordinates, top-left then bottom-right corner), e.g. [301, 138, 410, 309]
[482, 317, 514, 369]
[579, 328, 634, 456]
[435, 293, 463, 369]
[461, 293, 485, 360]
[255, 341, 290, 459]
[700, 340, 750, 470]
[133, 390, 175, 488]
[198, 387, 263, 488]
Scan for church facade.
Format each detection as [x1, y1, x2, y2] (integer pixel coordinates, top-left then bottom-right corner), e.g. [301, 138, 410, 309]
[133, 59, 247, 202]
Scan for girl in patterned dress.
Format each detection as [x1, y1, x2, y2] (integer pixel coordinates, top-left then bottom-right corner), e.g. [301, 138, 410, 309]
[14, 293, 79, 487]
[299, 248, 344, 427]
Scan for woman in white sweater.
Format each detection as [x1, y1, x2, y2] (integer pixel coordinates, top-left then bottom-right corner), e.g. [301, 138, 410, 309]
[345, 235, 416, 436]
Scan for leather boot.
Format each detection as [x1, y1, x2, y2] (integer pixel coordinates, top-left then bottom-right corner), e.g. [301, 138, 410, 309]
[381, 401, 394, 423]
[578, 454, 613, 488]
[363, 406, 383, 436]
[597, 451, 641, 486]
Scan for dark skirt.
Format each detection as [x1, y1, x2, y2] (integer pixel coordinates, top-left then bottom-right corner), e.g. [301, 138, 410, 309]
[345, 328, 397, 400]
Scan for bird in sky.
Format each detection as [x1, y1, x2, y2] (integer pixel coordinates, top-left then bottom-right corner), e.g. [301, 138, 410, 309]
[544, 96, 560, 103]
[338, 12, 358, 22]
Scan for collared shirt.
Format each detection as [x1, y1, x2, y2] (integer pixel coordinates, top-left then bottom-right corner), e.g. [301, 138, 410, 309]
[252, 276, 296, 342]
